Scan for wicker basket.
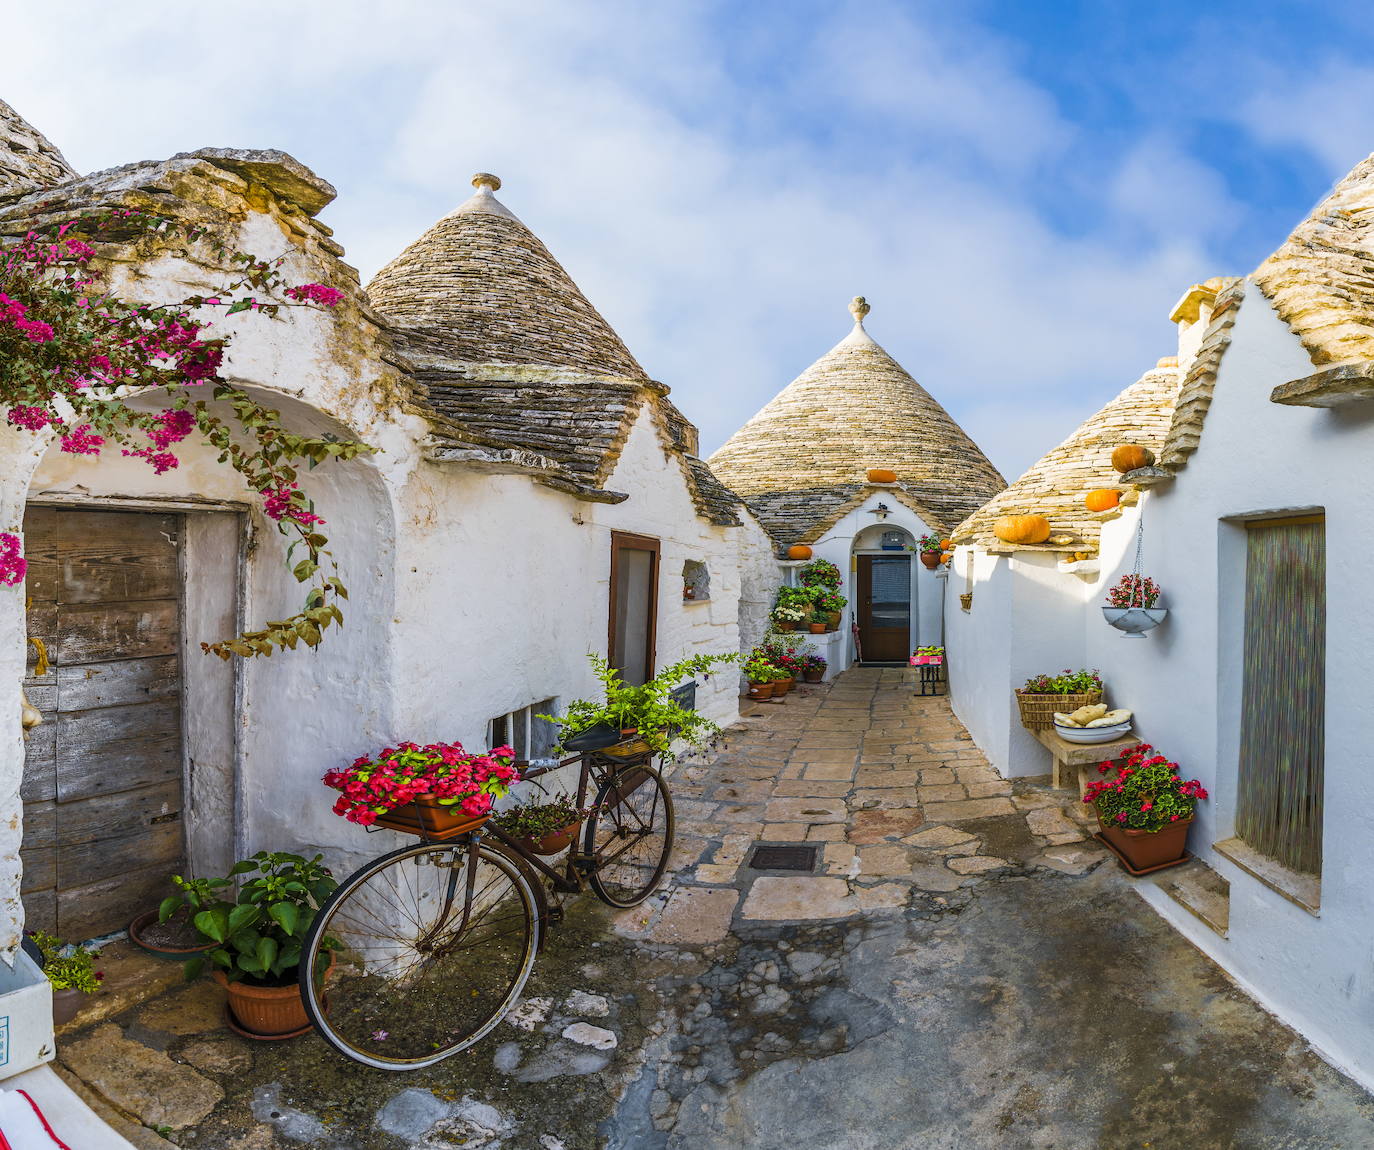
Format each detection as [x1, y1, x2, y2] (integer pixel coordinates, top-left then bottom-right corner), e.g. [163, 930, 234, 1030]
[1015, 690, 1103, 731]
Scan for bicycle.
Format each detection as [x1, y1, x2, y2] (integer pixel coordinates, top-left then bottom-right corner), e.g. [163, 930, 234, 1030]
[298, 740, 675, 1070]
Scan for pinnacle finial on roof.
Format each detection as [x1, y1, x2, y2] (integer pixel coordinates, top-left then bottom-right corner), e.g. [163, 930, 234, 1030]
[850, 296, 871, 326]
[471, 172, 502, 192]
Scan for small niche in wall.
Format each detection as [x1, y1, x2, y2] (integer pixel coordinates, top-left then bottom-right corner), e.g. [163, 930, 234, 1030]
[683, 560, 710, 602]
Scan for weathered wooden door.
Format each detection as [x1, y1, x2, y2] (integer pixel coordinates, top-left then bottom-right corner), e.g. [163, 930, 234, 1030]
[22, 507, 185, 939]
[609, 532, 660, 687]
[856, 554, 911, 663]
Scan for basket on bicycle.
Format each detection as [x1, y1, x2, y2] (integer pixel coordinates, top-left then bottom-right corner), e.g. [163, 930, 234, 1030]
[372, 795, 490, 841]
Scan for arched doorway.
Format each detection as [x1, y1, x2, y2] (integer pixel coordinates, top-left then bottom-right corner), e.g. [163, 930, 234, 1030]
[851, 525, 915, 664]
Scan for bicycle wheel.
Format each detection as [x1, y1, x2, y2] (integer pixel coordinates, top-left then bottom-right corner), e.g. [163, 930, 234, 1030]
[301, 839, 539, 1070]
[585, 761, 675, 908]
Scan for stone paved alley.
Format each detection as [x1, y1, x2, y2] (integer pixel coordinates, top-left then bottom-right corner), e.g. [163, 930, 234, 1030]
[56, 671, 1374, 1149]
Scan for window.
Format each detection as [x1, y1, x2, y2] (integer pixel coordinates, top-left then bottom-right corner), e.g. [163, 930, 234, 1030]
[683, 560, 710, 602]
[488, 698, 558, 761]
[609, 532, 660, 686]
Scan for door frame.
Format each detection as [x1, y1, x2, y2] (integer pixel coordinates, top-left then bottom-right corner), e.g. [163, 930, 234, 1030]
[852, 549, 917, 664]
[24, 493, 248, 881]
[608, 531, 660, 683]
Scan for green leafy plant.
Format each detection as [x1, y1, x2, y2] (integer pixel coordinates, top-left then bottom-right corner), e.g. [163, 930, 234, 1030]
[917, 532, 943, 554]
[545, 652, 738, 756]
[744, 656, 777, 684]
[29, 930, 103, 994]
[775, 585, 817, 608]
[492, 795, 587, 839]
[1020, 668, 1103, 695]
[183, 851, 338, 986]
[1083, 744, 1208, 832]
[798, 558, 841, 589]
[158, 873, 231, 927]
[812, 589, 846, 614]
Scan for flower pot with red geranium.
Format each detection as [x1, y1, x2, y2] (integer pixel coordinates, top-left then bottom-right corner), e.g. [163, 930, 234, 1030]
[1083, 743, 1208, 874]
[917, 533, 943, 570]
[323, 741, 521, 840]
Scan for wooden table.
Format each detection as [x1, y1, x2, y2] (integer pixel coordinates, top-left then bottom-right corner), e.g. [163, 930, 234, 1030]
[1033, 728, 1140, 796]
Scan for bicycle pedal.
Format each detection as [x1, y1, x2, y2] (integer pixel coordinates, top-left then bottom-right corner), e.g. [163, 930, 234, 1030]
[545, 906, 565, 924]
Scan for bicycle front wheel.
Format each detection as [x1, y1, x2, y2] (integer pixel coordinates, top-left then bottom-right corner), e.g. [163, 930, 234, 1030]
[585, 762, 675, 908]
[301, 839, 539, 1070]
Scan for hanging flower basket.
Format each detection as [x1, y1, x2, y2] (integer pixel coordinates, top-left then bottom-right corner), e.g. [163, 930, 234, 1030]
[1104, 573, 1165, 638]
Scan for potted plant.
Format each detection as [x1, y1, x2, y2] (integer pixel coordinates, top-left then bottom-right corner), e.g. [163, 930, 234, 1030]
[917, 532, 943, 570]
[492, 795, 587, 855]
[812, 589, 846, 630]
[800, 653, 827, 683]
[30, 930, 102, 1027]
[1103, 574, 1167, 637]
[323, 742, 520, 837]
[547, 652, 738, 759]
[1014, 668, 1104, 731]
[182, 851, 340, 1039]
[771, 603, 806, 632]
[798, 558, 842, 590]
[911, 645, 944, 665]
[1082, 743, 1208, 873]
[745, 656, 777, 699]
[130, 874, 230, 959]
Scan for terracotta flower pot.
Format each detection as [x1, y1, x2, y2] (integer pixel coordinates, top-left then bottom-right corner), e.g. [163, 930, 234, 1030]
[52, 987, 87, 1027]
[747, 682, 775, 700]
[1096, 814, 1193, 872]
[803, 670, 824, 683]
[808, 622, 827, 633]
[129, 907, 217, 959]
[776, 622, 797, 632]
[214, 950, 334, 1040]
[374, 795, 490, 842]
[920, 551, 941, 570]
[773, 677, 795, 696]
[518, 821, 582, 856]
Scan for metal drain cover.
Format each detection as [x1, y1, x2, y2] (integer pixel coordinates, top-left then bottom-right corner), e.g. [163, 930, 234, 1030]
[747, 844, 819, 872]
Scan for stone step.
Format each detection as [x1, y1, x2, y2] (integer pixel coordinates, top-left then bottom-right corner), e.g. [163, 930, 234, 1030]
[1154, 858, 1229, 937]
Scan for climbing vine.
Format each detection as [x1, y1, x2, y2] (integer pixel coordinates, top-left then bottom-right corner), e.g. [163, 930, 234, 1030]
[0, 207, 375, 658]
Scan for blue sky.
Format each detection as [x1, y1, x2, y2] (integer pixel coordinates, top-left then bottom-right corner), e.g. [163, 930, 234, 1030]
[7, 1, 1374, 479]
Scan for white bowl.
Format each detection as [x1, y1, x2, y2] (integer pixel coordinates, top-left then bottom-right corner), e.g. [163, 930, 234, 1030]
[1052, 720, 1133, 744]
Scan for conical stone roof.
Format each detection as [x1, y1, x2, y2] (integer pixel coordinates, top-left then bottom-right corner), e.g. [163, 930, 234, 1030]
[1, 97, 75, 194]
[367, 173, 645, 379]
[708, 298, 1005, 543]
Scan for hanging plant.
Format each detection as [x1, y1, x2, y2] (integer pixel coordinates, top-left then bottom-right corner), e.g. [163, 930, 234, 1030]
[0, 207, 376, 657]
[1103, 516, 1168, 637]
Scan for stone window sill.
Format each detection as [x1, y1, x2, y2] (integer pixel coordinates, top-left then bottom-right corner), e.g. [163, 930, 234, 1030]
[1213, 837, 1320, 916]
[682, 597, 711, 605]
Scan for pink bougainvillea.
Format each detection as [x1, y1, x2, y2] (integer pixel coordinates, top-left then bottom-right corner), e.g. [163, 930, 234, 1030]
[0, 533, 26, 587]
[284, 282, 345, 308]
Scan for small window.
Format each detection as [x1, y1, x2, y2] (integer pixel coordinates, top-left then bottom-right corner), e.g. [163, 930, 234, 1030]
[683, 560, 710, 602]
[488, 698, 558, 760]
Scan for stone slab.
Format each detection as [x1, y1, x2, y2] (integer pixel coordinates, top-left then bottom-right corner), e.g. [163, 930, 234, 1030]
[60, 1023, 224, 1129]
[739, 876, 858, 921]
[763, 797, 847, 824]
[922, 797, 1017, 821]
[649, 887, 739, 945]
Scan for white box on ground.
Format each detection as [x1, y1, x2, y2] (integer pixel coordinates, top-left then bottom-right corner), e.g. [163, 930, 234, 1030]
[0, 948, 54, 1081]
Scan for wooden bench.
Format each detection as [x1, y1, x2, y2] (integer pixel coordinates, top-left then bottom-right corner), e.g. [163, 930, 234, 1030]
[1033, 728, 1140, 797]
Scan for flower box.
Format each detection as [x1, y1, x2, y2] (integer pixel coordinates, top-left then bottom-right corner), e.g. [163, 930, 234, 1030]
[373, 795, 491, 841]
[1095, 815, 1192, 874]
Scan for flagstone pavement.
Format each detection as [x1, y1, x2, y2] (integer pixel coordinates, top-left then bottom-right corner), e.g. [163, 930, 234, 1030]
[53, 669, 1374, 1150]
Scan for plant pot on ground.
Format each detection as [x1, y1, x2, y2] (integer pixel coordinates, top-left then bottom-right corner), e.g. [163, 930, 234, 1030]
[182, 850, 340, 1040]
[1082, 742, 1208, 874]
[29, 930, 102, 1028]
[130, 906, 218, 959]
[747, 681, 775, 700]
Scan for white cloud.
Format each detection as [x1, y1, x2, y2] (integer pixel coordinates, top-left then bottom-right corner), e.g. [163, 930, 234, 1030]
[1239, 60, 1374, 176]
[3, 0, 1228, 481]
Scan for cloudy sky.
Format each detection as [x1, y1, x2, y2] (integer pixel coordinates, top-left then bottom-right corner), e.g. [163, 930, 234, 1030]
[7, 1, 1374, 478]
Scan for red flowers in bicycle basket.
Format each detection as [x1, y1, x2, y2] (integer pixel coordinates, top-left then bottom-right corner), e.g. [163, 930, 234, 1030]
[323, 741, 519, 825]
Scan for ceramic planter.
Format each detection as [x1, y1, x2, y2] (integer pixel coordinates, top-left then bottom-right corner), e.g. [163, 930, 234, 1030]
[920, 551, 941, 570]
[374, 795, 491, 841]
[808, 622, 827, 634]
[747, 682, 774, 700]
[1102, 606, 1167, 637]
[775, 621, 797, 632]
[803, 670, 824, 683]
[517, 821, 582, 856]
[52, 987, 87, 1027]
[774, 677, 795, 696]
[215, 951, 334, 1040]
[1096, 814, 1193, 873]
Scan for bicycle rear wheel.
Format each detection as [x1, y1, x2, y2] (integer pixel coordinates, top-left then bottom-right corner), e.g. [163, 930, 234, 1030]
[585, 761, 675, 907]
[301, 839, 538, 1070]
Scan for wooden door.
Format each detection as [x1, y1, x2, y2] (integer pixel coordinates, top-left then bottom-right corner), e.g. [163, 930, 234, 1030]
[609, 532, 659, 687]
[23, 507, 185, 940]
[856, 554, 912, 663]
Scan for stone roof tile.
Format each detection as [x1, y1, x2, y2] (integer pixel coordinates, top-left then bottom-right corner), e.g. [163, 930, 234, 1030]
[952, 364, 1183, 551]
[707, 298, 1005, 543]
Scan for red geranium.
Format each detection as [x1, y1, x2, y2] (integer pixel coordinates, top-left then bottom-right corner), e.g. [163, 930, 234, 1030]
[323, 741, 519, 826]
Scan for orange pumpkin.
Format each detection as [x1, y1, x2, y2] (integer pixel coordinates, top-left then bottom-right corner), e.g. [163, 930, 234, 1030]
[940, 551, 954, 564]
[1111, 444, 1155, 473]
[866, 468, 897, 484]
[787, 544, 813, 560]
[940, 538, 953, 550]
[993, 515, 1052, 545]
[1084, 489, 1121, 513]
